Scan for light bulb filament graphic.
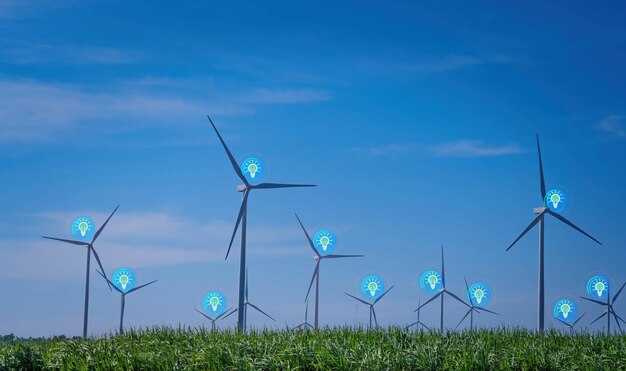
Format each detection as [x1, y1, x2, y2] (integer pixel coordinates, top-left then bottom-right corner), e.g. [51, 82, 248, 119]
[78, 222, 88, 237]
[320, 236, 330, 251]
[474, 289, 484, 304]
[595, 282, 605, 297]
[368, 282, 378, 296]
[119, 275, 129, 290]
[428, 275, 438, 290]
[550, 193, 561, 209]
[560, 303, 571, 319]
[247, 163, 258, 178]
[210, 296, 220, 311]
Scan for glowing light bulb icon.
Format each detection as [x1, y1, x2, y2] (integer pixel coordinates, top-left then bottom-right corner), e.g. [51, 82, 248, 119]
[241, 158, 264, 182]
[367, 282, 379, 296]
[361, 275, 384, 300]
[545, 189, 569, 213]
[209, 296, 220, 311]
[550, 193, 561, 209]
[78, 221, 89, 237]
[119, 275, 129, 290]
[71, 217, 95, 240]
[560, 303, 571, 319]
[587, 275, 609, 300]
[428, 275, 438, 290]
[313, 230, 337, 255]
[554, 299, 576, 323]
[203, 292, 227, 316]
[247, 163, 258, 178]
[594, 282, 606, 297]
[474, 289, 485, 304]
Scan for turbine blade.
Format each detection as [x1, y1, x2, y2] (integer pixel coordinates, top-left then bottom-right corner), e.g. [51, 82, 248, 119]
[90, 246, 112, 291]
[96, 269, 122, 294]
[580, 296, 609, 306]
[253, 183, 316, 189]
[441, 245, 445, 288]
[506, 212, 545, 251]
[41, 236, 89, 246]
[207, 115, 249, 186]
[464, 276, 472, 304]
[245, 268, 249, 301]
[414, 291, 443, 311]
[294, 213, 319, 256]
[92, 205, 119, 243]
[222, 308, 238, 320]
[344, 292, 370, 306]
[248, 302, 276, 321]
[194, 308, 214, 321]
[295, 324, 304, 330]
[445, 290, 472, 308]
[572, 312, 586, 327]
[546, 210, 601, 245]
[612, 281, 626, 303]
[225, 191, 248, 260]
[555, 317, 570, 327]
[372, 306, 378, 327]
[323, 254, 365, 259]
[613, 312, 624, 334]
[126, 280, 157, 294]
[406, 321, 418, 329]
[612, 310, 626, 326]
[305, 262, 320, 302]
[589, 311, 607, 325]
[475, 307, 500, 316]
[374, 285, 395, 304]
[456, 310, 471, 329]
[536, 134, 547, 199]
[419, 322, 431, 331]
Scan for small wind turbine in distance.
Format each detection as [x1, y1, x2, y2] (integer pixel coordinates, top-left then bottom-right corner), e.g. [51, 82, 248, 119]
[222, 269, 276, 333]
[194, 291, 232, 331]
[554, 310, 586, 334]
[406, 298, 430, 332]
[506, 134, 601, 332]
[581, 276, 626, 334]
[42, 205, 119, 339]
[96, 268, 157, 334]
[457, 278, 499, 330]
[295, 213, 364, 329]
[415, 245, 471, 333]
[345, 275, 395, 329]
[295, 299, 314, 330]
[207, 115, 316, 332]
[552, 298, 582, 334]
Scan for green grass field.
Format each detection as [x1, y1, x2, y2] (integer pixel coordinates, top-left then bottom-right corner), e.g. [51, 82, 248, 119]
[1, 327, 625, 370]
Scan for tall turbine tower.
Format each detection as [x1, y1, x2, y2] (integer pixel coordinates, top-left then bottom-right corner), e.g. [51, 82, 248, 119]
[208, 116, 316, 332]
[295, 213, 364, 329]
[506, 134, 601, 331]
[42, 205, 119, 338]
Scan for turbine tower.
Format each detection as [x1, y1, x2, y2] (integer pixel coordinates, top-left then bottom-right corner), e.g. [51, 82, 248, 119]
[96, 269, 157, 334]
[208, 116, 316, 332]
[582, 281, 626, 334]
[295, 213, 364, 329]
[345, 285, 395, 329]
[415, 245, 471, 333]
[457, 277, 499, 330]
[222, 269, 276, 333]
[506, 134, 601, 331]
[42, 205, 119, 338]
[406, 298, 430, 331]
[555, 312, 586, 334]
[295, 299, 314, 330]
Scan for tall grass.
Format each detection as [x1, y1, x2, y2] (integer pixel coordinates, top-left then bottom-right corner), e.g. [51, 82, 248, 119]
[1, 327, 625, 370]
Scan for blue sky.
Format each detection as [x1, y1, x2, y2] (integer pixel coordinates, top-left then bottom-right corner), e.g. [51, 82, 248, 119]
[1, 1, 626, 337]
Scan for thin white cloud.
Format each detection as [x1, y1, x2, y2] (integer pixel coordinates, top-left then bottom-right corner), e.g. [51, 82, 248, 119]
[431, 140, 526, 157]
[240, 88, 331, 104]
[595, 115, 626, 137]
[396, 54, 515, 74]
[0, 210, 306, 279]
[2, 44, 143, 64]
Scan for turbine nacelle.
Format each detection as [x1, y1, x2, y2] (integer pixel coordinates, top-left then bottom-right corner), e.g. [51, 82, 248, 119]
[533, 207, 547, 214]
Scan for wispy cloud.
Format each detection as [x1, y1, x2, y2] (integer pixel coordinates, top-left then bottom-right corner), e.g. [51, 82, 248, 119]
[430, 140, 526, 157]
[240, 88, 331, 104]
[349, 144, 410, 158]
[2, 44, 143, 64]
[0, 210, 305, 279]
[595, 115, 626, 137]
[396, 54, 515, 74]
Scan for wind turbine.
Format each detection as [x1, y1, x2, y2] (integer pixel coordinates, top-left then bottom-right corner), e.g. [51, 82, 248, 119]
[96, 268, 157, 334]
[555, 312, 586, 334]
[295, 213, 364, 329]
[406, 298, 430, 331]
[42, 205, 119, 338]
[345, 285, 395, 329]
[295, 299, 314, 330]
[456, 277, 499, 330]
[506, 134, 601, 331]
[582, 281, 626, 334]
[222, 269, 276, 333]
[208, 116, 316, 332]
[194, 308, 233, 331]
[415, 245, 471, 333]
